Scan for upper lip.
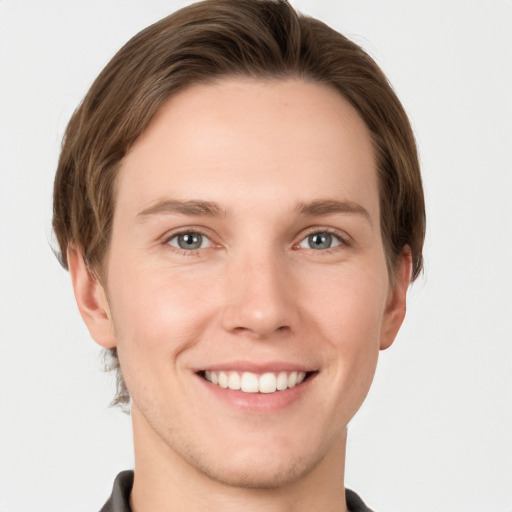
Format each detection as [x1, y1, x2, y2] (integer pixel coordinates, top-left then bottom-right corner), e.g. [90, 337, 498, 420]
[193, 361, 318, 374]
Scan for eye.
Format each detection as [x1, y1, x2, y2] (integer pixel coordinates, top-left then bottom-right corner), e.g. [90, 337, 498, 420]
[298, 231, 343, 250]
[167, 231, 212, 250]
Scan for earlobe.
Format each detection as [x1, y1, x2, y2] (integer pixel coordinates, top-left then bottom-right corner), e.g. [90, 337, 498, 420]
[380, 247, 413, 350]
[67, 245, 116, 349]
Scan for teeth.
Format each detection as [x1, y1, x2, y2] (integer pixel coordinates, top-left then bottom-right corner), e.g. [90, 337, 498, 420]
[228, 372, 241, 390]
[259, 372, 277, 393]
[276, 371, 288, 390]
[240, 372, 259, 393]
[204, 370, 307, 393]
[218, 371, 228, 388]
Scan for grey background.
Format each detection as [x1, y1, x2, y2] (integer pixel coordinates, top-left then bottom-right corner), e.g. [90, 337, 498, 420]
[1, 1, 511, 511]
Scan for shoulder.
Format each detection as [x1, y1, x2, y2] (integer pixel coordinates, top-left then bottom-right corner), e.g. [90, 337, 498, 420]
[346, 488, 375, 512]
[99, 471, 134, 512]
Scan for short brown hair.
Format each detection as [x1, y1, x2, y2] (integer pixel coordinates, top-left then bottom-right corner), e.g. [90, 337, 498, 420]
[53, 0, 425, 406]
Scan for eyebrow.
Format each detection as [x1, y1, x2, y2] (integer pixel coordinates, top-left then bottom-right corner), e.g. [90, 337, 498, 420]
[136, 197, 372, 226]
[295, 199, 373, 227]
[137, 199, 228, 220]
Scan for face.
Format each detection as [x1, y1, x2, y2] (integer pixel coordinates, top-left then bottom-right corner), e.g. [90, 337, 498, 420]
[72, 78, 410, 489]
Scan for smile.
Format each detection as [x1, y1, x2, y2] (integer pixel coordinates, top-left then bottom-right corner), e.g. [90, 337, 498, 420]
[203, 370, 308, 394]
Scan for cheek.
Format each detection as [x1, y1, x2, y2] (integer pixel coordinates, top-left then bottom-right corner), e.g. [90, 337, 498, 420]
[304, 261, 389, 344]
[107, 262, 221, 359]
[105, 265, 224, 407]
[302, 265, 388, 405]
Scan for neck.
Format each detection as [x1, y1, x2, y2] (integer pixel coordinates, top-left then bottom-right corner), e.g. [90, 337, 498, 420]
[129, 406, 349, 512]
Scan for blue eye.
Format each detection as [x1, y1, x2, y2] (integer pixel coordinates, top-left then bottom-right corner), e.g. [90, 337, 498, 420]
[299, 231, 342, 250]
[167, 232, 212, 250]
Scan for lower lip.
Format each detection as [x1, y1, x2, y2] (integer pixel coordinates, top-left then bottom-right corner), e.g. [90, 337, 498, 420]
[195, 373, 315, 413]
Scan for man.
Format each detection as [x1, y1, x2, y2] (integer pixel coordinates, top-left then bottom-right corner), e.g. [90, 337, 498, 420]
[52, 1, 425, 510]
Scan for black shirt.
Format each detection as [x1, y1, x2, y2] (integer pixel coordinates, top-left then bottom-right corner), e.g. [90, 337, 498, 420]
[100, 470, 375, 512]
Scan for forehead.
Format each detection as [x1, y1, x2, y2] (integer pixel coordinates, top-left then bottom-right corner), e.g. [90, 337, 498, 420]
[117, 78, 378, 219]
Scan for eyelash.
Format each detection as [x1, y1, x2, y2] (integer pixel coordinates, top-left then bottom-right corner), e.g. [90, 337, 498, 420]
[295, 227, 351, 253]
[163, 228, 215, 255]
[162, 227, 350, 255]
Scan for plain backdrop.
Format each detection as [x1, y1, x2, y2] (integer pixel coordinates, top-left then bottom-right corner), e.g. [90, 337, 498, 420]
[1, 1, 511, 511]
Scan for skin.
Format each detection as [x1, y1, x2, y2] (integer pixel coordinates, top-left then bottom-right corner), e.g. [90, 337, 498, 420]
[69, 78, 411, 512]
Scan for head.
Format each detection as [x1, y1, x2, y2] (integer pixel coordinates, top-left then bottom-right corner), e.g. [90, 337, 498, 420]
[53, 0, 425, 486]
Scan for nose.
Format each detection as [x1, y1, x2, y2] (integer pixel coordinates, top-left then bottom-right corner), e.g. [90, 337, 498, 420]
[221, 248, 299, 339]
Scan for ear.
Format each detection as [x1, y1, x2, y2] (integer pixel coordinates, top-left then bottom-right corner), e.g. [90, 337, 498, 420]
[67, 245, 116, 349]
[380, 247, 413, 350]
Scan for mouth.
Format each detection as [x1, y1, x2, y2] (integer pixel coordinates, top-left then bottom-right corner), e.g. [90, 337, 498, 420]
[198, 370, 315, 394]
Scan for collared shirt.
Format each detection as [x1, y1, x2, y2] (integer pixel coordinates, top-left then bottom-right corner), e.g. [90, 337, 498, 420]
[99, 470, 375, 512]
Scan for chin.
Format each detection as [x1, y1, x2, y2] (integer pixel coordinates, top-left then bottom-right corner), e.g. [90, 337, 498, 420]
[180, 430, 332, 490]
[194, 452, 318, 489]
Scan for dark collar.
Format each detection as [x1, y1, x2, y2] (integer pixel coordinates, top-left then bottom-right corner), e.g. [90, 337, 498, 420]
[99, 471, 133, 512]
